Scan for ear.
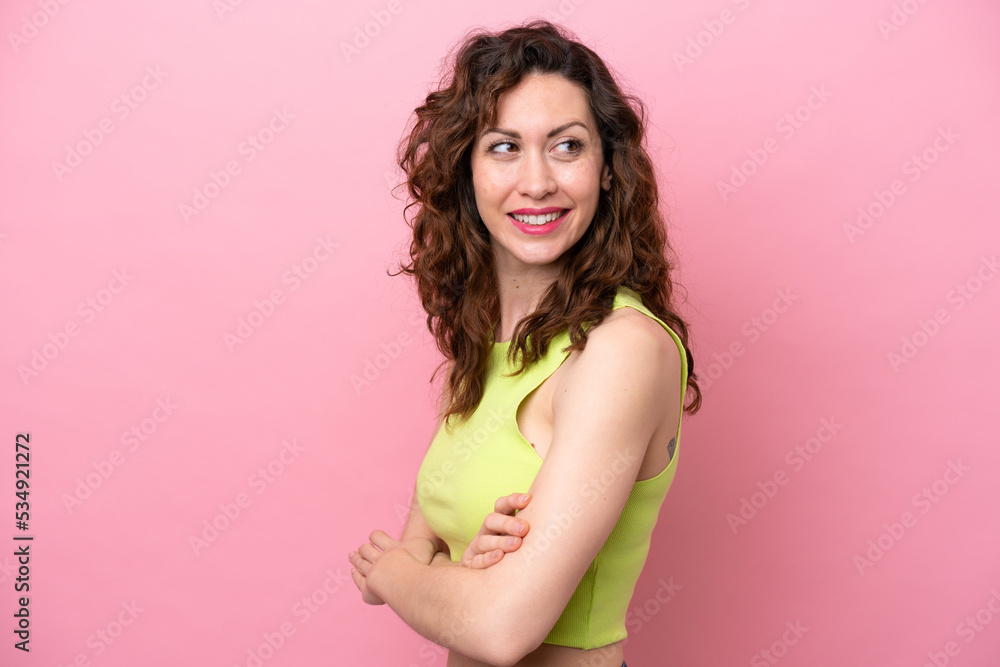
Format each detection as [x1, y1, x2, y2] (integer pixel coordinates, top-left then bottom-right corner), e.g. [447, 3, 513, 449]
[601, 163, 612, 191]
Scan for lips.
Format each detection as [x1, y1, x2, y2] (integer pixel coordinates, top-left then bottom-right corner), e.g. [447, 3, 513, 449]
[509, 206, 566, 215]
[507, 208, 569, 235]
[508, 208, 569, 225]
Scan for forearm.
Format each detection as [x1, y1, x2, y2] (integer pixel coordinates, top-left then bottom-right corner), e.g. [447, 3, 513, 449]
[430, 549, 457, 567]
[407, 531, 448, 556]
[401, 488, 450, 556]
[369, 547, 506, 665]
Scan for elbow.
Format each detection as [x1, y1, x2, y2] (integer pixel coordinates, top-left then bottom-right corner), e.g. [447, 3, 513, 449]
[493, 645, 536, 667]
[470, 569, 549, 666]
[479, 603, 545, 667]
[490, 631, 543, 667]
[482, 641, 528, 667]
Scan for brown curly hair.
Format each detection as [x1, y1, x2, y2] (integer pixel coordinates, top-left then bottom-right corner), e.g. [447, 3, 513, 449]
[390, 19, 701, 429]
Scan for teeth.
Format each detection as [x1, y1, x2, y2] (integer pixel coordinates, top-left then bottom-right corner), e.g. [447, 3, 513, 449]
[512, 210, 564, 225]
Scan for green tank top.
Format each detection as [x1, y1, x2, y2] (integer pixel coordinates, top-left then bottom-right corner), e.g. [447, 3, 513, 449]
[415, 285, 688, 649]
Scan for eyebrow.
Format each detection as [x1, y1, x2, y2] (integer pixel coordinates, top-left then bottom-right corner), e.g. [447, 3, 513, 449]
[481, 121, 591, 140]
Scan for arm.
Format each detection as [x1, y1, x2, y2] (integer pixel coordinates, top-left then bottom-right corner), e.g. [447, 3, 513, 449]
[369, 311, 682, 666]
[402, 485, 449, 556]
[402, 362, 456, 556]
[369, 546, 504, 661]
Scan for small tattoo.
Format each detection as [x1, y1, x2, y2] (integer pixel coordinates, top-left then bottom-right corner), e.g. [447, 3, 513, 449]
[667, 437, 676, 459]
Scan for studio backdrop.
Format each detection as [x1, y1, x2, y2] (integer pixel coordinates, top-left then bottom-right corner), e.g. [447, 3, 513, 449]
[1, 0, 998, 665]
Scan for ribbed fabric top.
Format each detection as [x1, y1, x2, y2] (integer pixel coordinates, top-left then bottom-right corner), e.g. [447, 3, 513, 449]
[415, 285, 688, 649]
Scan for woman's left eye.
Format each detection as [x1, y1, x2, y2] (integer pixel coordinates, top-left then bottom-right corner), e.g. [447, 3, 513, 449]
[557, 139, 582, 152]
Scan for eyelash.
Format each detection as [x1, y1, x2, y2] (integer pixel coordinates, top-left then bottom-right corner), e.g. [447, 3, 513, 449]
[486, 139, 584, 154]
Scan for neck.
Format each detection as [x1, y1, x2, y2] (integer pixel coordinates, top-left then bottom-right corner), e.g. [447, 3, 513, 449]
[492, 257, 564, 343]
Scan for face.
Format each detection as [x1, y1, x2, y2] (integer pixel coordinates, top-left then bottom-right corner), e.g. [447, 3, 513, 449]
[470, 73, 611, 275]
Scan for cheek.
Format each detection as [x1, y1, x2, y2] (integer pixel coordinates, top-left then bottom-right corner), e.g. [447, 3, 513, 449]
[473, 169, 507, 203]
[561, 162, 602, 199]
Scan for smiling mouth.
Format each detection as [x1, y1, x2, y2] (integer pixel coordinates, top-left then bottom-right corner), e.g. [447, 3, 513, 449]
[508, 209, 569, 226]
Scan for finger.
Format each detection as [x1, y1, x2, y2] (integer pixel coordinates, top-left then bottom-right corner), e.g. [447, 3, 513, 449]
[369, 529, 397, 551]
[464, 548, 503, 569]
[478, 512, 514, 536]
[350, 565, 366, 589]
[494, 492, 532, 514]
[352, 554, 370, 577]
[506, 516, 529, 537]
[472, 534, 522, 554]
[461, 535, 520, 570]
[475, 549, 504, 568]
[349, 548, 372, 570]
[356, 543, 381, 572]
[461, 534, 501, 566]
[480, 511, 530, 537]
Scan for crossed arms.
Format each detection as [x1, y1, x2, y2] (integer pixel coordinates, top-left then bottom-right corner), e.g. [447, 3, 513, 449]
[357, 310, 682, 666]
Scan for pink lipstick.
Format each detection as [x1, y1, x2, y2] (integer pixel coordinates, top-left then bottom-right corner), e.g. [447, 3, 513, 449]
[507, 208, 570, 236]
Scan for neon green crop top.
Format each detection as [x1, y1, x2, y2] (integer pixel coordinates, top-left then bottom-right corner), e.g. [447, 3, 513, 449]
[415, 285, 688, 650]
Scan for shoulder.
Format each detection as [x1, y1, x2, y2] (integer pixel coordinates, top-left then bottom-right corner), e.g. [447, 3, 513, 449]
[568, 305, 680, 382]
[601, 304, 678, 350]
[478, 300, 682, 657]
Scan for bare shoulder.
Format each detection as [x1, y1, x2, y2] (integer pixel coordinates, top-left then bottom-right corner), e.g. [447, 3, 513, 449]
[482, 303, 684, 657]
[561, 305, 681, 388]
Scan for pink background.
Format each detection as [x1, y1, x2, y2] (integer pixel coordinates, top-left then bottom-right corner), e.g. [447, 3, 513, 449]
[2, 1, 999, 665]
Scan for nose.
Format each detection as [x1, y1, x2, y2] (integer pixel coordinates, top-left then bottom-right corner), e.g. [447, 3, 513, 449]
[517, 152, 557, 200]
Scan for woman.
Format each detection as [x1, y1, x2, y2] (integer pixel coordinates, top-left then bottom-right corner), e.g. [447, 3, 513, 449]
[349, 19, 701, 667]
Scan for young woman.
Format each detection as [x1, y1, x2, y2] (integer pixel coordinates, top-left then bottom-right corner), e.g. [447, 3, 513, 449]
[349, 20, 701, 667]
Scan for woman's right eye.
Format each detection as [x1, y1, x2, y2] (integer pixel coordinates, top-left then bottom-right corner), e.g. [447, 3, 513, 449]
[487, 141, 517, 154]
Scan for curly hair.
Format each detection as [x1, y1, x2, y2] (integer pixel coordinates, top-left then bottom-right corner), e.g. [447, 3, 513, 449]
[390, 19, 701, 429]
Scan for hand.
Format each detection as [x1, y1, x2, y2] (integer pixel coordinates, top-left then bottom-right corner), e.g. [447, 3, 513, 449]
[460, 493, 532, 569]
[349, 531, 438, 605]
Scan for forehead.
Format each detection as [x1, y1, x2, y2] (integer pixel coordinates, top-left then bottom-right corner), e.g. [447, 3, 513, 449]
[489, 73, 594, 130]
